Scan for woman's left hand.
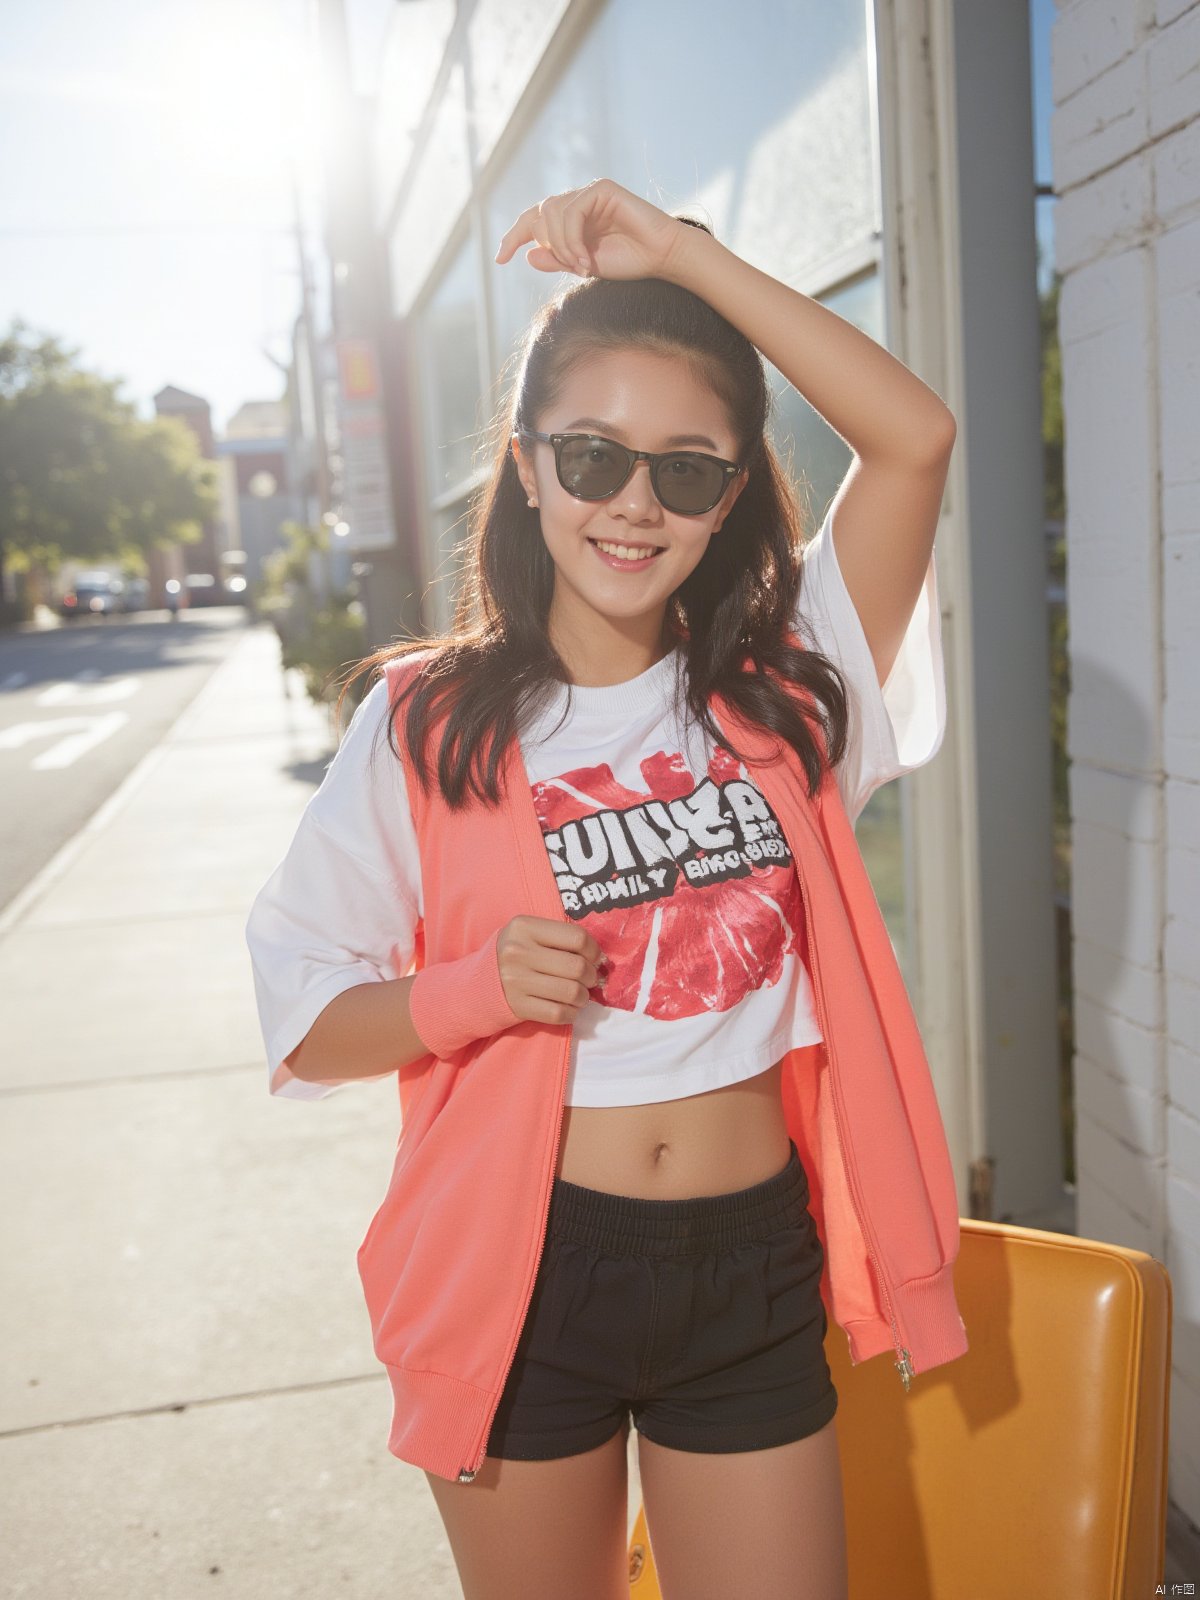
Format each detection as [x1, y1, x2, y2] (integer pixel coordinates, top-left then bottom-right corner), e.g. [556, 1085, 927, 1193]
[493, 177, 694, 283]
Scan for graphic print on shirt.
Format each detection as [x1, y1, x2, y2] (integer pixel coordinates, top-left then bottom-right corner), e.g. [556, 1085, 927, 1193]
[532, 742, 806, 1021]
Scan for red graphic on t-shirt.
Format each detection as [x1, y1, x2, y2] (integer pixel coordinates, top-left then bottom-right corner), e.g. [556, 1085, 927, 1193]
[531, 744, 804, 1020]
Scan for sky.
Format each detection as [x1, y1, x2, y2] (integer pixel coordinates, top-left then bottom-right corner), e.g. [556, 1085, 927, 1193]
[0, 0, 1058, 440]
[1031, 0, 1059, 295]
[0, 0, 324, 435]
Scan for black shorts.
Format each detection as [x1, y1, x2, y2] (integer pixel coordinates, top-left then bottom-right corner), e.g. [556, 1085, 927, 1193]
[485, 1139, 838, 1461]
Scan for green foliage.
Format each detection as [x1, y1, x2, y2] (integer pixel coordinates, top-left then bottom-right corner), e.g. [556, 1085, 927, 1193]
[1040, 266, 1074, 1185]
[253, 519, 368, 712]
[0, 317, 218, 576]
[1038, 268, 1070, 893]
[1040, 272, 1064, 523]
[281, 597, 369, 711]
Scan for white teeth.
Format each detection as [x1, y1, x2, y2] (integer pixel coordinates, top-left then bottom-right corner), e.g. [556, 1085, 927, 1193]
[592, 539, 661, 560]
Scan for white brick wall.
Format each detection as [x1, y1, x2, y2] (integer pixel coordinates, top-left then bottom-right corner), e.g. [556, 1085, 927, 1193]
[1053, 0, 1200, 1532]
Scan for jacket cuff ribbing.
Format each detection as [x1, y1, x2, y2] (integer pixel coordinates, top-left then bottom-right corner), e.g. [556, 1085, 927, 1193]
[408, 927, 520, 1058]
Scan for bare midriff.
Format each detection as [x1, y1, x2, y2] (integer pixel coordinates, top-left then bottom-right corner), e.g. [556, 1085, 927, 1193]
[555, 1058, 791, 1200]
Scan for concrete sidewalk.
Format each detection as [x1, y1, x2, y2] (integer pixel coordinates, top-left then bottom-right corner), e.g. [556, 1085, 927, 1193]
[1, 625, 473, 1596]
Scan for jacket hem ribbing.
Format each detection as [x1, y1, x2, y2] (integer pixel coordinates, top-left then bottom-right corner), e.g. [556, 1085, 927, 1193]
[892, 1261, 970, 1371]
[383, 1363, 494, 1481]
[841, 1262, 968, 1374]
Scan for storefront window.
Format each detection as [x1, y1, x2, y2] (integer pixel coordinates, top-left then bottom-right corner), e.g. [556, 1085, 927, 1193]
[417, 235, 484, 500]
[425, 496, 474, 635]
[485, 0, 872, 362]
[370, 0, 457, 209]
[768, 271, 913, 976]
[414, 0, 911, 971]
[389, 59, 472, 315]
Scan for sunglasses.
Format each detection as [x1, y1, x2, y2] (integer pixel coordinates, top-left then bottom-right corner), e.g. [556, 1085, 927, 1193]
[515, 429, 744, 516]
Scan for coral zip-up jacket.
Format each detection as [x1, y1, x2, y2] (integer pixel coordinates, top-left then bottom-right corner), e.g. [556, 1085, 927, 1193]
[354, 649, 969, 1484]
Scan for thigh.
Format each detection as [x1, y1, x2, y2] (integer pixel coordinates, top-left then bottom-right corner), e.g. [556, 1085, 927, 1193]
[636, 1414, 847, 1600]
[424, 1421, 632, 1600]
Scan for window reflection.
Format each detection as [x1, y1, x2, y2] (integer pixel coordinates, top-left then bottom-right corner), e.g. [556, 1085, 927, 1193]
[767, 271, 913, 977]
[412, 0, 909, 973]
[418, 237, 483, 498]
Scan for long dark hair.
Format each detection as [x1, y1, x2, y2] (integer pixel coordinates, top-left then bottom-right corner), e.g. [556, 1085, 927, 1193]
[337, 215, 849, 810]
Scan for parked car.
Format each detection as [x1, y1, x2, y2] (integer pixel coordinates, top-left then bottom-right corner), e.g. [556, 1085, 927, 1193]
[184, 572, 248, 607]
[60, 571, 126, 619]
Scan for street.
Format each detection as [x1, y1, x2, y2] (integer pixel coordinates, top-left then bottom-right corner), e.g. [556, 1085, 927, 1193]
[0, 621, 474, 1597]
[0, 609, 246, 915]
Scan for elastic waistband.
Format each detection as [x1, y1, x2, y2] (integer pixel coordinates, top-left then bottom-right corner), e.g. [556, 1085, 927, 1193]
[545, 1140, 809, 1257]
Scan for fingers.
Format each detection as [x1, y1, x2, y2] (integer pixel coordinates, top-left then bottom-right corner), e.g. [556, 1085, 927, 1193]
[493, 203, 537, 264]
[538, 194, 586, 276]
[537, 943, 604, 991]
[526, 949, 605, 1023]
[496, 915, 608, 1025]
[560, 193, 591, 275]
[500, 915, 606, 989]
[494, 191, 589, 275]
[510, 912, 604, 969]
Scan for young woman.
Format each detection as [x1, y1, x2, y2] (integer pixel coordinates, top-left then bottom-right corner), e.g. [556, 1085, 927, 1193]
[246, 177, 961, 1600]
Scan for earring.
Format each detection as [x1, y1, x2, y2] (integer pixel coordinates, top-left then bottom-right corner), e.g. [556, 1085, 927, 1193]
[528, 497, 537, 507]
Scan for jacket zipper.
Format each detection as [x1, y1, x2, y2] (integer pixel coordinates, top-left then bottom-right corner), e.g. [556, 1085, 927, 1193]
[787, 784, 915, 1392]
[456, 1026, 573, 1481]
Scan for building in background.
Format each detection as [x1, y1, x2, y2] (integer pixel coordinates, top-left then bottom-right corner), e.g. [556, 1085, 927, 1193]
[1050, 0, 1200, 1538]
[306, 0, 413, 646]
[331, 0, 1058, 1234]
[306, 0, 1200, 1547]
[152, 384, 221, 574]
[212, 452, 241, 580]
[219, 398, 302, 588]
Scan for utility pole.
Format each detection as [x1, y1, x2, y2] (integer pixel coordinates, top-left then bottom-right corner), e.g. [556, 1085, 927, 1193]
[289, 159, 334, 599]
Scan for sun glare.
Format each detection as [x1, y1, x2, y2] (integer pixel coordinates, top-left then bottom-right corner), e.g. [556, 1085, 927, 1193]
[112, 3, 328, 199]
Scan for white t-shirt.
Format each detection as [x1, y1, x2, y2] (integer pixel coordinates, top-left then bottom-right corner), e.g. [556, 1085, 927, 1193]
[245, 503, 946, 1103]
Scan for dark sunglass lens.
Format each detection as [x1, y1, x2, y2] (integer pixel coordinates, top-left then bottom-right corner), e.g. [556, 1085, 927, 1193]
[655, 454, 725, 513]
[557, 436, 628, 497]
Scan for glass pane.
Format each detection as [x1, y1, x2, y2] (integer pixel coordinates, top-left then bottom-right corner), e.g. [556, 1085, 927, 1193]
[599, 0, 873, 283]
[766, 271, 883, 535]
[388, 59, 472, 314]
[767, 272, 912, 976]
[470, 0, 909, 968]
[466, 0, 567, 168]
[485, 0, 873, 365]
[427, 497, 474, 635]
[418, 237, 484, 498]
[373, 0, 457, 213]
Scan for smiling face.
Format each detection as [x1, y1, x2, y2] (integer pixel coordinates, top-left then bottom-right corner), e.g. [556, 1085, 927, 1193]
[511, 347, 749, 673]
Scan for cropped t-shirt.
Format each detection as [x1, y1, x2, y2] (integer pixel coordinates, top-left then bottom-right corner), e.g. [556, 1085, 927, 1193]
[244, 503, 946, 1104]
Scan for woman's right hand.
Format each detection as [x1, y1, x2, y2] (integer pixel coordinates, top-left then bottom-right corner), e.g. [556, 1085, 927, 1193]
[493, 176, 694, 284]
[496, 915, 607, 1026]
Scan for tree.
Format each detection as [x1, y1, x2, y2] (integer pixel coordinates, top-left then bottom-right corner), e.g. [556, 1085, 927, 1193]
[1039, 264, 1073, 1183]
[0, 318, 219, 614]
[1040, 269, 1064, 524]
[256, 520, 368, 718]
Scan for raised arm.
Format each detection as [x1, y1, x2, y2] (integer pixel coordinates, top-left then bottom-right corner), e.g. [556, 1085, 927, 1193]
[664, 222, 956, 690]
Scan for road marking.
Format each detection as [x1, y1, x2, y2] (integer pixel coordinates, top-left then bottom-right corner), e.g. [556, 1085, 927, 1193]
[0, 713, 131, 769]
[39, 676, 139, 705]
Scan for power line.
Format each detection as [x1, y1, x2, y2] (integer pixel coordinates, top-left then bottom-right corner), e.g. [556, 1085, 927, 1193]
[0, 222, 297, 238]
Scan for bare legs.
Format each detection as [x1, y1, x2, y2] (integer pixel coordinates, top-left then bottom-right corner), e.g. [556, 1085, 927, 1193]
[636, 1415, 848, 1600]
[424, 1421, 631, 1600]
[423, 1413, 847, 1600]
